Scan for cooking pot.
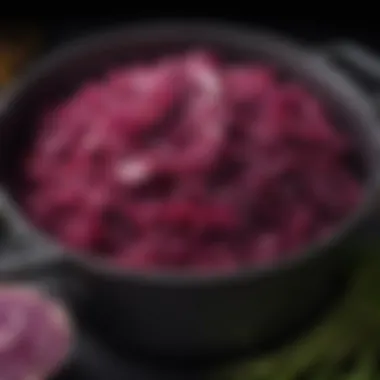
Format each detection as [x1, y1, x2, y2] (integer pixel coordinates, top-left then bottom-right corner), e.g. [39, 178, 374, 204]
[0, 22, 379, 361]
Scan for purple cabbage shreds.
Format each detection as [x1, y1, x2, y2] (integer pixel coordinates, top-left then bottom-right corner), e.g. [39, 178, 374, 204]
[0, 286, 72, 380]
[20, 50, 363, 273]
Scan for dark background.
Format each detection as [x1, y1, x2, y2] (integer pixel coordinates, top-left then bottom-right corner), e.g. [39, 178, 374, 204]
[37, 17, 378, 50]
[0, 16, 375, 50]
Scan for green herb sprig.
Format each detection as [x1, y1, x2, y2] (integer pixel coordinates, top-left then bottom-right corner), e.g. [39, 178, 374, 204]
[222, 251, 380, 380]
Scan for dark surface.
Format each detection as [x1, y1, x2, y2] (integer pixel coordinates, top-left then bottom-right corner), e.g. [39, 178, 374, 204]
[56, 332, 204, 380]
[2, 21, 380, 380]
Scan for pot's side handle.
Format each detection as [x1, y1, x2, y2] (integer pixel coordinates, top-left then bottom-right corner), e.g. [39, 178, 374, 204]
[0, 190, 57, 257]
[317, 41, 380, 239]
[0, 254, 89, 316]
[0, 185, 91, 313]
[318, 41, 380, 98]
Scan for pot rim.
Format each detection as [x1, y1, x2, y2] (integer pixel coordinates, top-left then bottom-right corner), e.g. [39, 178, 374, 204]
[1, 20, 379, 287]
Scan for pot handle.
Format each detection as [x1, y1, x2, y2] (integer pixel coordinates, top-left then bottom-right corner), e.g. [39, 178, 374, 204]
[317, 41, 380, 98]
[317, 41, 380, 239]
[0, 253, 89, 318]
[0, 186, 91, 312]
[0, 190, 59, 257]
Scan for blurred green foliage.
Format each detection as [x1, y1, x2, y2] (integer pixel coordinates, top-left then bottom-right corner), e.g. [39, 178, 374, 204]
[222, 250, 380, 380]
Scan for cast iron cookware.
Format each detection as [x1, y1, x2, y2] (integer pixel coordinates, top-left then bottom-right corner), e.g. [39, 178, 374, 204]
[0, 22, 379, 360]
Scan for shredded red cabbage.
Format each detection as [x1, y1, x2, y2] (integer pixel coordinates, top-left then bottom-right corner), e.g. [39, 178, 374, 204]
[20, 51, 363, 272]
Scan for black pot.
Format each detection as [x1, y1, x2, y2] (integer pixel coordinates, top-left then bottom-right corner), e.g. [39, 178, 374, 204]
[0, 22, 379, 361]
